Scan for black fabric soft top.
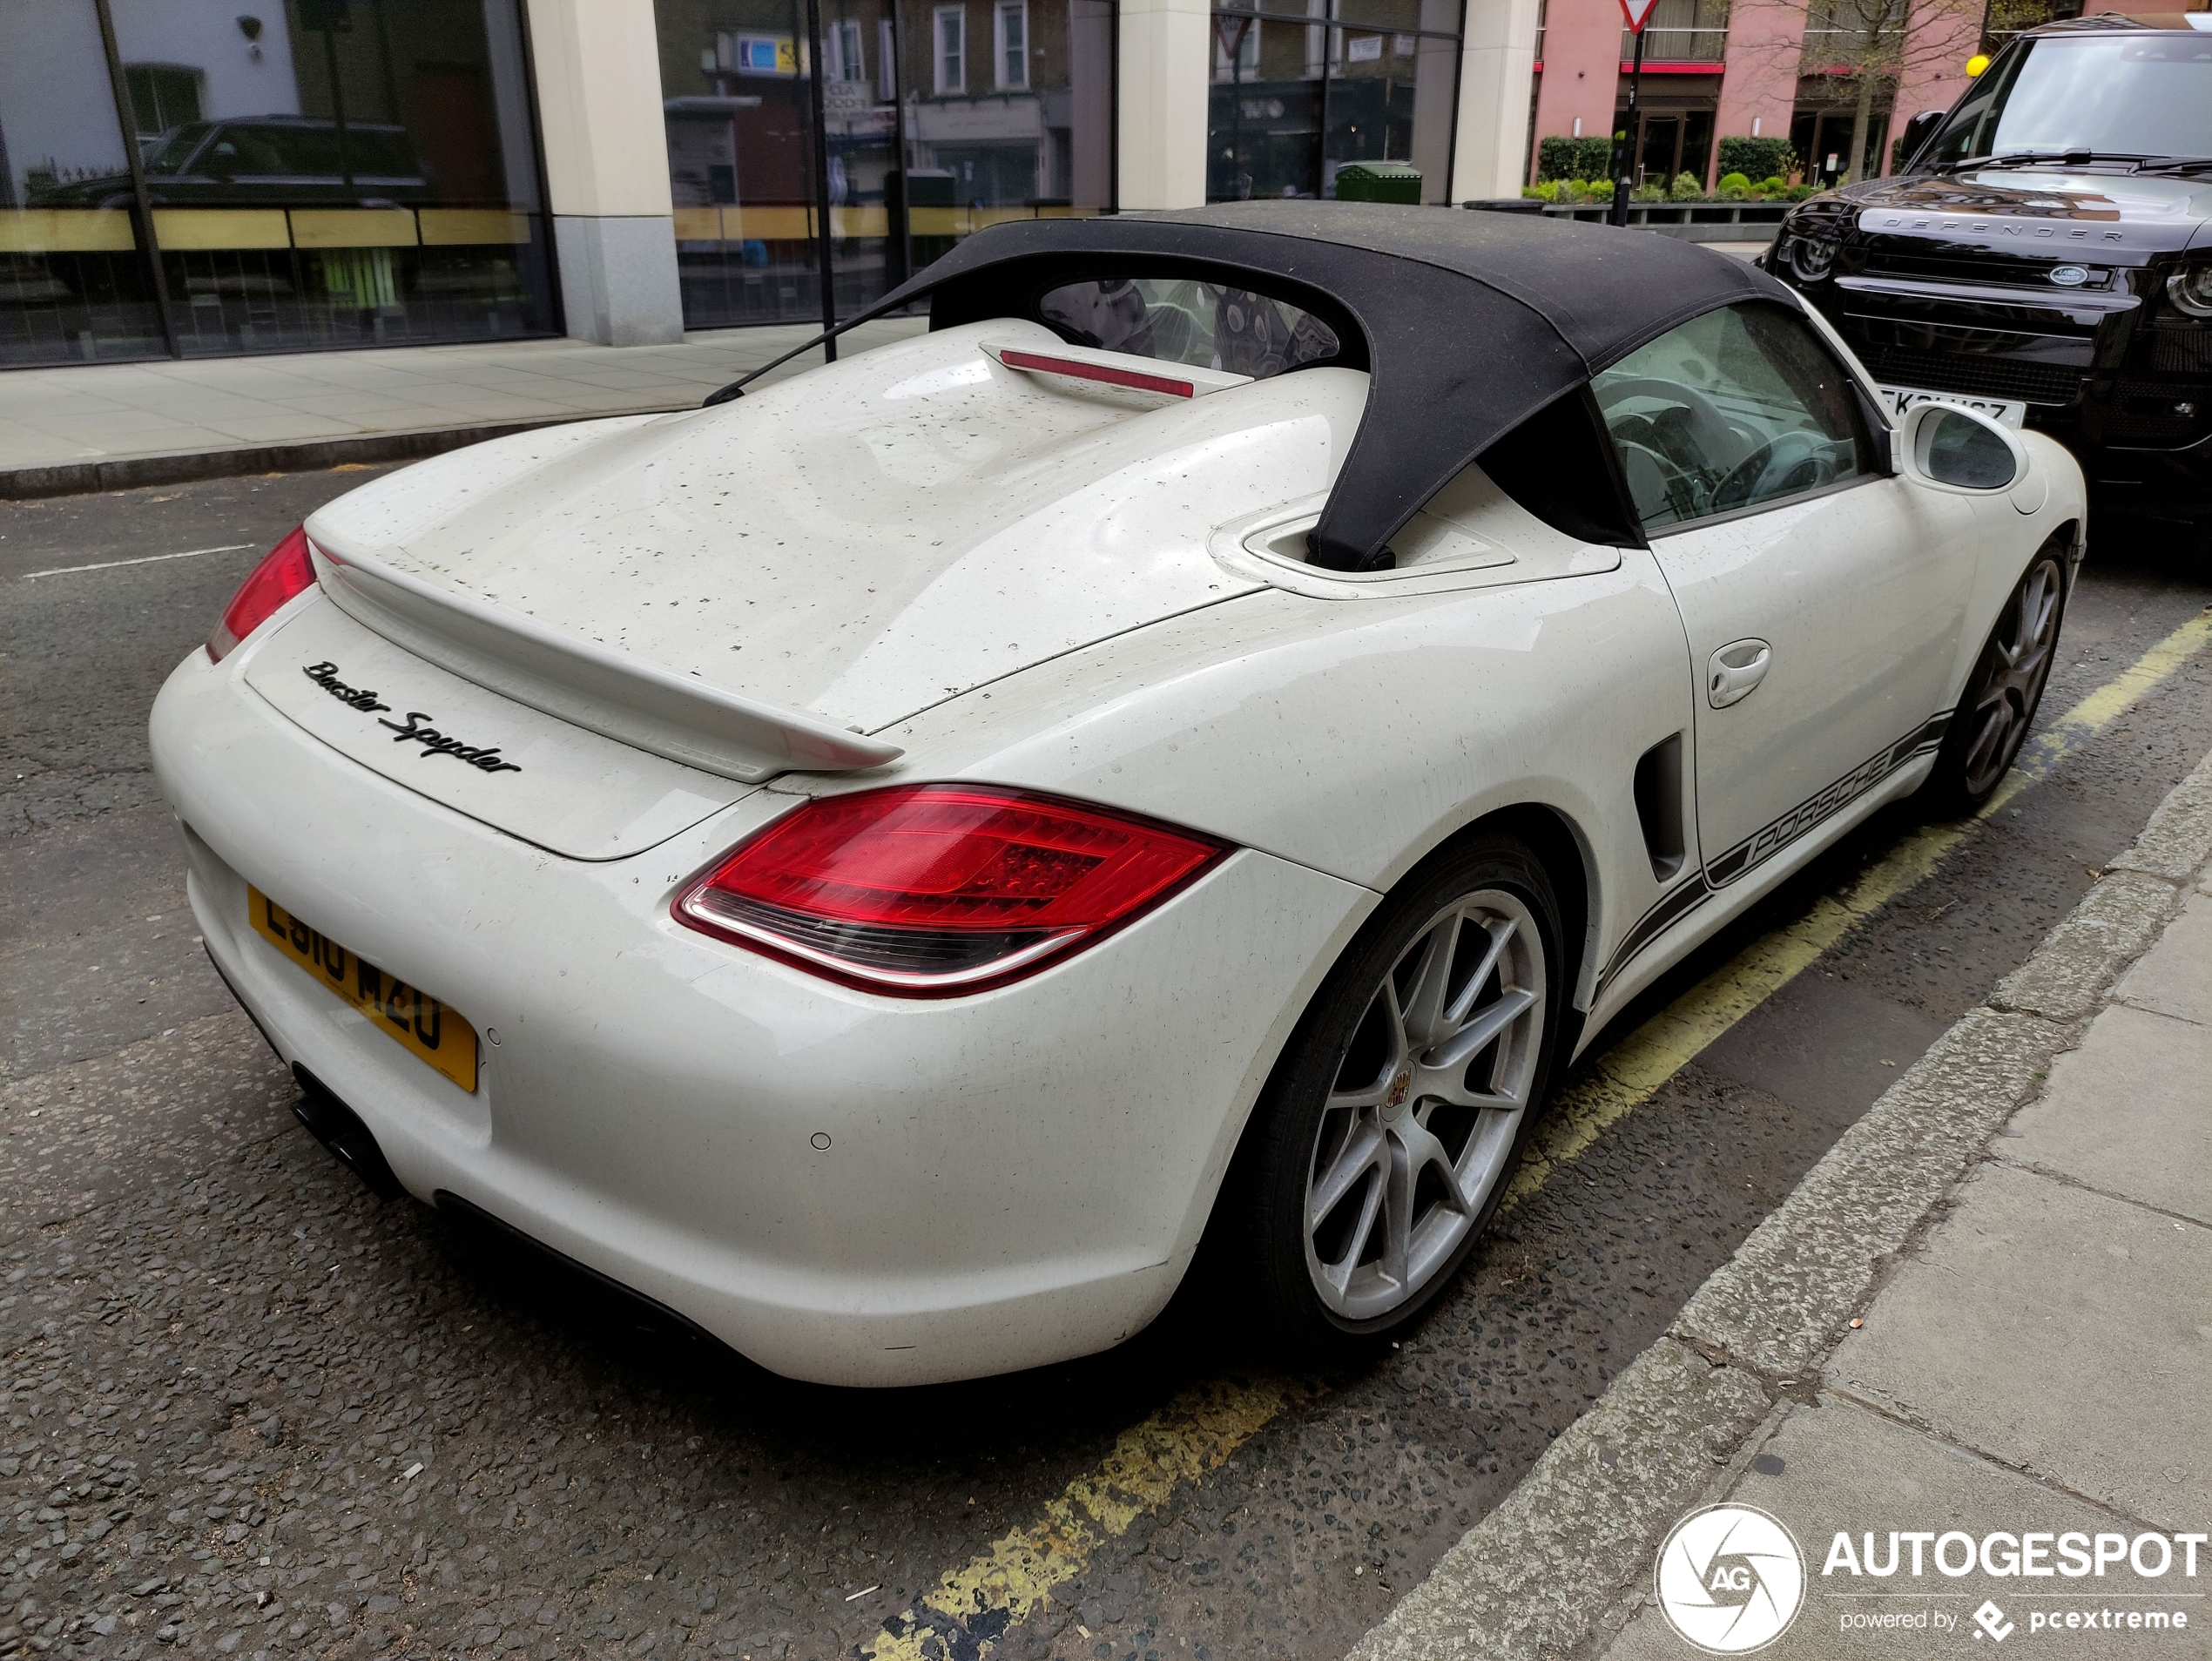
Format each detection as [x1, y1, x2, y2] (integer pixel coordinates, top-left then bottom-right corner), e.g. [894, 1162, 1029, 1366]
[710, 201, 1791, 570]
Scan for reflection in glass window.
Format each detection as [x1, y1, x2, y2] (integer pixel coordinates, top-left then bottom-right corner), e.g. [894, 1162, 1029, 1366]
[897, 0, 1116, 273]
[1, 0, 552, 366]
[1038, 277, 1341, 378]
[831, 19, 867, 83]
[995, 2, 1028, 90]
[1593, 303, 1876, 531]
[935, 6, 967, 93]
[125, 64, 205, 147]
[1206, 0, 1462, 204]
[664, 0, 903, 329]
[659, 0, 1113, 331]
[0, 0, 166, 364]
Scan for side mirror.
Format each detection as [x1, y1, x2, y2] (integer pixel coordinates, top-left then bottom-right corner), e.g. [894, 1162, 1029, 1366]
[1898, 109, 1947, 170]
[1898, 401, 2026, 494]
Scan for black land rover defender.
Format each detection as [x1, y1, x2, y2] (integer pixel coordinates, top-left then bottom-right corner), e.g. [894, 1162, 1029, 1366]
[1762, 11, 2212, 534]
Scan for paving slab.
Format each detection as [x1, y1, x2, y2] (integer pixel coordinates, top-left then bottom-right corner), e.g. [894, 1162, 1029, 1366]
[2114, 889, 2212, 1027]
[1599, 1397, 2202, 1661]
[1827, 1159, 2210, 1533]
[2004, 1000, 2212, 1225]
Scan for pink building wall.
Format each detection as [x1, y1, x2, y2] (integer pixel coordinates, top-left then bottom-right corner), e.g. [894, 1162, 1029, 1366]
[1528, 0, 1993, 189]
[1892, 0, 1984, 145]
[1529, 0, 1629, 179]
[1708, 0, 1806, 182]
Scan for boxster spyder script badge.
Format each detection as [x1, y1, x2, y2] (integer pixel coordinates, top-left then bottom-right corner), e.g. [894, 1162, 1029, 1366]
[1656, 1504, 1807, 1654]
[302, 660, 523, 774]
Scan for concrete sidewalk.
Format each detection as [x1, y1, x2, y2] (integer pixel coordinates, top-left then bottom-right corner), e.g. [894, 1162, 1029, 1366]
[0, 318, 924, 497]
[1352, 746, 2212, 1660]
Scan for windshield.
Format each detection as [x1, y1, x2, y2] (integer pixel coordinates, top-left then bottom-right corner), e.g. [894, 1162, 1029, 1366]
[1920, 33, 2212, 167]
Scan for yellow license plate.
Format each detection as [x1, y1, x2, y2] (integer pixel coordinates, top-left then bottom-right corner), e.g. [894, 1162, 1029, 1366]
[249, 887, 479, 1093]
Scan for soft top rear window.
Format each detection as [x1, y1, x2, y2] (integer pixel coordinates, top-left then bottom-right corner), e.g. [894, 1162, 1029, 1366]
[1037, 277, 1342, 379]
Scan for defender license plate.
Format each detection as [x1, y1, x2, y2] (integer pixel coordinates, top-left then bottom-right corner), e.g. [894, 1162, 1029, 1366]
[249, 888, 479, 1092]
[1878, 385, 2027, 430]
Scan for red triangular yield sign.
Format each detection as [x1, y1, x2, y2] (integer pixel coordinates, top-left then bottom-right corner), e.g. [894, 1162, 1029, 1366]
[1617, 0, 1661, 30]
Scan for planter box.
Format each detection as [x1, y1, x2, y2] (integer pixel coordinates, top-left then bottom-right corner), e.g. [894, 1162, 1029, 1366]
[1535, 201, 1787, 243]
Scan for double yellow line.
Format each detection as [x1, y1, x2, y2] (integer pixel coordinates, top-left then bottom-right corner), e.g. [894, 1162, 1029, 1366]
[862, 610, 2212, 1661]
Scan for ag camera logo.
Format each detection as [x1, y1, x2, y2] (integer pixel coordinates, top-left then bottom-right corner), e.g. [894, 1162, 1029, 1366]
[1656, 1504, 1807, 1654]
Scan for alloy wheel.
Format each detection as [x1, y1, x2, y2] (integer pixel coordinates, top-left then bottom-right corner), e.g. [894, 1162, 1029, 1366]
[1959, 556, 2064, 799]
[1302, 889, 1546, 1321]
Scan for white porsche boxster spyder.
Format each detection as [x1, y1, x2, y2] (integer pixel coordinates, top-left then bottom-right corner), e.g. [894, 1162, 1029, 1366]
[151, 204, 2081, 1386]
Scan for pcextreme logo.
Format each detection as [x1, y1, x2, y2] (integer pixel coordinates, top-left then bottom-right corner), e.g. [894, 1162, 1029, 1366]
[1656, 1504, 1809, 1654]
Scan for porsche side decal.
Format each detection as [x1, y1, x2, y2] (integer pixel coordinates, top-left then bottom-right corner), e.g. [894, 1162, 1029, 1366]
[1595, 712, 1951, 996]
[1703, 712, 1950, 888]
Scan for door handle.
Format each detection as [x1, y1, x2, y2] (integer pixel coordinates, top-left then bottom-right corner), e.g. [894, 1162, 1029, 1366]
[1708, 638, 1772, 709]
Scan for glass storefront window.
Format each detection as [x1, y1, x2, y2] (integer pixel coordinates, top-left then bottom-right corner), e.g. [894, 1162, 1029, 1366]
[659, 0, 896, 328]
[0, 2, 166, 364]
[1206, 0, 1462, 204]
[658, 0, 1114, 332]
[2, 0, 556, 368]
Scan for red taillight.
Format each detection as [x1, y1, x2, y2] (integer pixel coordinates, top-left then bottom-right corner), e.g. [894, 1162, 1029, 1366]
[674, 785, 1229, 995]
[206, 524, 315, 662]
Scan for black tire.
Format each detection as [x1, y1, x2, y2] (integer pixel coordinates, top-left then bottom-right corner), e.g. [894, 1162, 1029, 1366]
[1213, 832, 1568, 1367]
[1920, 544, 2069, 818]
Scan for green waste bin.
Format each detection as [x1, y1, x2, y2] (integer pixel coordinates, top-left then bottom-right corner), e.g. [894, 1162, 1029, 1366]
[1333, 161, 1423, 205]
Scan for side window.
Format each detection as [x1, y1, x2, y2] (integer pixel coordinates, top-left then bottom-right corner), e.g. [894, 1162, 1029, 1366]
[1594, 303, 1877, 532]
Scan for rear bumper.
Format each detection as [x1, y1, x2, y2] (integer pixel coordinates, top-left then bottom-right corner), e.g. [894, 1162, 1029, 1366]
[152, 640, 1372, 1386]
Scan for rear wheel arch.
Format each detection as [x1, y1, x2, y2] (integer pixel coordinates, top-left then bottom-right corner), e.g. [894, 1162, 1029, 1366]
[1196, 808, 1584, 1357]
[1457, 804, 1593, 1023]
[1382, 802, 1596, 1026]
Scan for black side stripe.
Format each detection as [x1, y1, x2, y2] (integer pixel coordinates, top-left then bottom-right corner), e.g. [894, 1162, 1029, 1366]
[1595, 712, 1951, 996]
[1597, 872, 1714, 994]
[1703, 712, 1950, 891]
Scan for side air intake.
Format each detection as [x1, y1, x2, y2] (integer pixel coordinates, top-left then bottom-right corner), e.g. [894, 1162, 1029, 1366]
[1634, 733, 1687, 882]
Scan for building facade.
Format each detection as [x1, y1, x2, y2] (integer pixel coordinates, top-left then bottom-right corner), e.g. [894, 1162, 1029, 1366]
[1, 0, 1544, 368]
[1528, 0, 2000, 192]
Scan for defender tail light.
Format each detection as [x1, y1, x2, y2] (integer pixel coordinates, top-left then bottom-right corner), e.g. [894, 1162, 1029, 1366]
[207, 525, 314, 662]
[674, 785, 1229, 995]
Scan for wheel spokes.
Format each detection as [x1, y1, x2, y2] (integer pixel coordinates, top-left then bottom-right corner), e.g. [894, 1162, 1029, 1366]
[1318, 1166, 1386, 1296]
[1398, 910, 1462, 1048]
[1424, 984, 1539, 1073]
[1308, 1118, 1386, 1231]
[1960, 703, 2013, 783]
[1398, 1111, 1476, 1218]
[1440, 916, 1516, 1032]
[1959, 557, 2064, 793]
[1302, 888, 1550, 1320]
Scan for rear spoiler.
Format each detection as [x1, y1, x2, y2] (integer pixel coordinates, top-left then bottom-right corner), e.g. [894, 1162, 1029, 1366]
[307, 537, 902, 784]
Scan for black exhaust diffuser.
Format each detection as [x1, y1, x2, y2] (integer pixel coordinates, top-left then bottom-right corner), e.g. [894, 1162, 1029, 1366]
[291, 1063, 405, 1201]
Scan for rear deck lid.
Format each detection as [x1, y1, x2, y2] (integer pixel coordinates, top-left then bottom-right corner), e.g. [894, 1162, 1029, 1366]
[242, 591, 752, 861]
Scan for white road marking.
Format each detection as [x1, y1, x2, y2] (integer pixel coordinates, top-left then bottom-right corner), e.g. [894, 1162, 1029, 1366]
[18, 542, 254, 579]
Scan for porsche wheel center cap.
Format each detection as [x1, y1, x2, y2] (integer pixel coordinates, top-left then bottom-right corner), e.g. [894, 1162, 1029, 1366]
[1384, 1070, 1413, 1116]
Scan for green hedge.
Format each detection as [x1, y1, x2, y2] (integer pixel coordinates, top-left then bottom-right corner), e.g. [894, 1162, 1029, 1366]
[1716, 136, 1797, 183]
[1536, 135, 1616, 182]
